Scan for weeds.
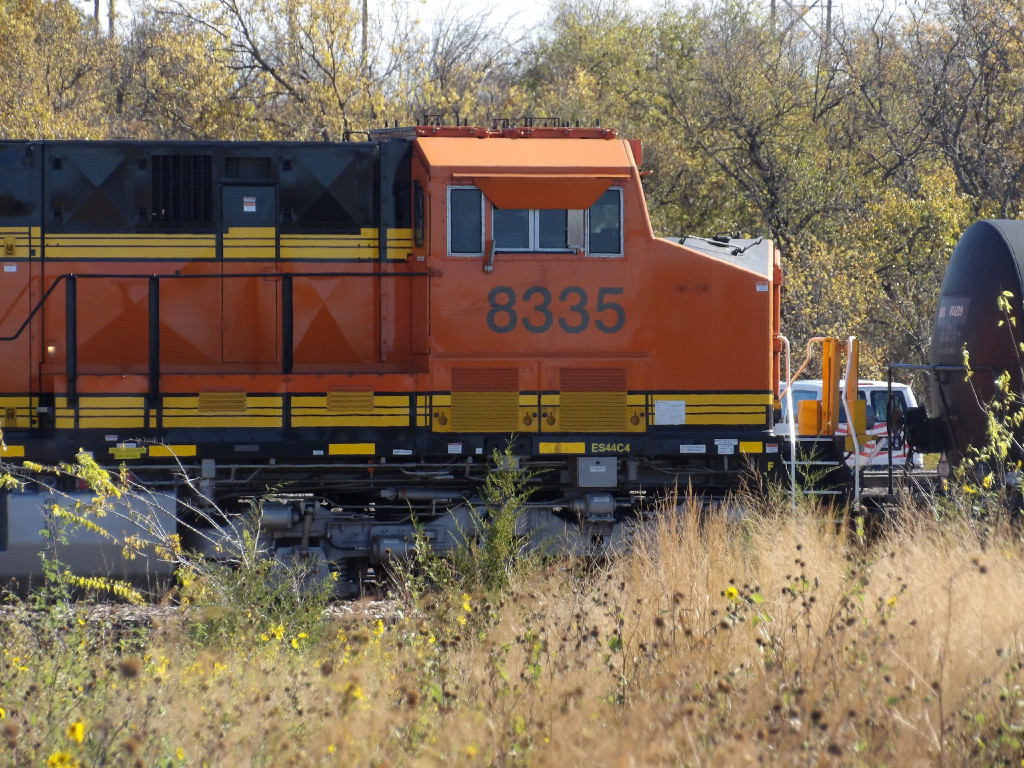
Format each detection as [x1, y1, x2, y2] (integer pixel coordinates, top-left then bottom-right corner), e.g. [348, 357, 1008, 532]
[5, 439, 1024, 764]
[1, 495, 1024, 765]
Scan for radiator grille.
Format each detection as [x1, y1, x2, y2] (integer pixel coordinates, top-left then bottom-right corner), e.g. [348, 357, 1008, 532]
[199, 391, 247, 413]
[152, 154, 213, 223]
[326, 391, 374, 414]
[451, 367, 519, 432]
[452, 367, 519, 392]
[559, 367, 627, 391]
[559, 367, 627, 431]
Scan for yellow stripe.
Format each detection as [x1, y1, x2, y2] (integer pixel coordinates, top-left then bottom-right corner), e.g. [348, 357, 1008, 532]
[281, 228, 379, 260]
[653, 393, 772, 404]
[539, 442, 587, 455]
[78, 418, 146, 428]
[45, 234, 216, 246]
[0, 445, 25, 457]
[78, 396, 146, 408]
[329, 443, 376, 455]
[685, 414, 765, 425]
[78, 409, 146, 418]
[149, 444, 197, 458]
[684, 406, 765, 412]
[162, 416, 282, 427]
[293, 416, 408, 427]
[740, 441, 763, 454]
[164, 395, 281, 408]
[44, 234, 217, 260]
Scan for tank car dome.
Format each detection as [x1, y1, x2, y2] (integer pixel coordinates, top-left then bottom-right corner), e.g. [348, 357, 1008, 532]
[930, 220, 1024, 462]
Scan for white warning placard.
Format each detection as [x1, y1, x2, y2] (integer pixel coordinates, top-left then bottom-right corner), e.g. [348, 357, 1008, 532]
[654, 400, 686, 425]
[243, 196, 256, 213]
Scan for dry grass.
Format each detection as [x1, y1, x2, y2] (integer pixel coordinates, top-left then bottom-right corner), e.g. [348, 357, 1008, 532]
[4, 498, 1024, 766]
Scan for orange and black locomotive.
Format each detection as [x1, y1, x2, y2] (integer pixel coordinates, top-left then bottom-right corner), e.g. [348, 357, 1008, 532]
[0, 124, 783, 584]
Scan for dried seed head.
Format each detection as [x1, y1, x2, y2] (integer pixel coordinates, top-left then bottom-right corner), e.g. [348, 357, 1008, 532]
[118, 657, 143, 679]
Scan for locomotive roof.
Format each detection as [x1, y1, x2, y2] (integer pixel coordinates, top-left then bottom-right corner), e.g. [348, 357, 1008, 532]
[414, 135, 632, 176]
[677, 235, 775, 278]
[415, 133, 634, 210]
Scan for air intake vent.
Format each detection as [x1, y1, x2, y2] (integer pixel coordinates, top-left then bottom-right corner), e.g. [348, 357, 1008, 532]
[327, 391, 374, 414]
[152, 154, 213, 223]
[199, 391, 247, 413]
[225, 156, 273, 180]
[452, 367, 519, 392]
[559, 367, 627, 431]
[451, 367, 519, 432]
[559, 368, 627, 391]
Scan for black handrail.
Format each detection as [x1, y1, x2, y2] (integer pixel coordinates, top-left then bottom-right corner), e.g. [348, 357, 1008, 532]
[0, 269, 431, 343]
[2, 269, 433, 408]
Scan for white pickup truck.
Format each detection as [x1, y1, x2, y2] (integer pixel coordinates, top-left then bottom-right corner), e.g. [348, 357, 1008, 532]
[776, 379, 925, 468]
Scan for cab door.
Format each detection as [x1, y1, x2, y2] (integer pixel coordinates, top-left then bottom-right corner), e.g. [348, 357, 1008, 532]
[222, 184, 277, 260]
[221, 184, 278, 365]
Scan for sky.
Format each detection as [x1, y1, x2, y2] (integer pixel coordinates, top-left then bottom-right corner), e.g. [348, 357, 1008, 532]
[410, 0, 896, 36]
[83, 0, 899, 37]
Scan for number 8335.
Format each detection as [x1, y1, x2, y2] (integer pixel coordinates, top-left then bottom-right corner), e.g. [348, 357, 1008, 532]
[486, 285, 626, 334]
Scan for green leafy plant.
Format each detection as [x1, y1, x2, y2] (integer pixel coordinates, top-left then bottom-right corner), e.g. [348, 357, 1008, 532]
[454, 444, 540, 595]
[1, 447, 336, 648]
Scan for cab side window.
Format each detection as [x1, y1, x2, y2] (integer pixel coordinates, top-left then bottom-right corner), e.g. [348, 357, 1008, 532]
[445, 185, 623, 257]
[448, 186, 483, 256]
[493, 208, 572, 252]
[587, 188, 622, 256]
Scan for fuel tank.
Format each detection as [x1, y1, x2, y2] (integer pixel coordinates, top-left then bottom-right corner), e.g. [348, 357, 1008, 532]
[930, 220, 1024, 462]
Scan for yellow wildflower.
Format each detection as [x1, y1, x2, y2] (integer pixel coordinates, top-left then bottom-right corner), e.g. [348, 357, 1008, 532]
[0, 706, 4, 719]
[462, 593, 472, 612]
[67, 719, 85, 744]
[887, 596, 898, 608]
[725, 586, 739, 602]
[291, 637, 299, 649]
[177, 747, 185, 760]
[47, 750, 80, 768]
[983, 473, 994, 490]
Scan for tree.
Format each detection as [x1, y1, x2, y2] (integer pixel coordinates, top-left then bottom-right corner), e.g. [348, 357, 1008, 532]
[160, 0, 418, 138]
[111, 9, 261, 139]
[0, 0, 117, 138]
